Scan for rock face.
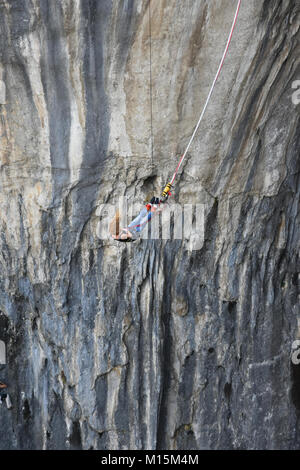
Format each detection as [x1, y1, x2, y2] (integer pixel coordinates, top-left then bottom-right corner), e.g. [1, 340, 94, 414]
[0, 0, 299, 450]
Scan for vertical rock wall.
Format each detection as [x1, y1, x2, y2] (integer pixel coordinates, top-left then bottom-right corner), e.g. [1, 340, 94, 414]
[0, 0, 299, 449]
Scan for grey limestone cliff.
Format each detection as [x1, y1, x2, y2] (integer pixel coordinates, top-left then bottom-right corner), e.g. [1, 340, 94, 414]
[0, 0, 299, 450]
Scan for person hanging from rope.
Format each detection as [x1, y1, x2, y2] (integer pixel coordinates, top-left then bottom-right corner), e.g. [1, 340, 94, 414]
[109, 0, 242, 242]
[110, 196, 163, 242]
[110, 181, 174, 242]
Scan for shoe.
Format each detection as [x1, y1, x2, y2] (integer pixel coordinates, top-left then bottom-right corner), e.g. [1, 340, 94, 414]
[150, 197, 159, 205]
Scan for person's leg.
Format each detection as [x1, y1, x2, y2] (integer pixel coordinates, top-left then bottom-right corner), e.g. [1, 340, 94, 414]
[135, 211, 153, 232]
[128, 207, 148, 229]
[150, 197, 160, 205]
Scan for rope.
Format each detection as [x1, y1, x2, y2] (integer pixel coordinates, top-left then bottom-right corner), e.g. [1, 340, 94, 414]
[149, 0, 154, 166]
[119, 0, 242, 240]
[170, 0, 242, 185]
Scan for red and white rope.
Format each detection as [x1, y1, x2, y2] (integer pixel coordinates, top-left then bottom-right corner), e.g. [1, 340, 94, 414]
[170, 0, 242, 185]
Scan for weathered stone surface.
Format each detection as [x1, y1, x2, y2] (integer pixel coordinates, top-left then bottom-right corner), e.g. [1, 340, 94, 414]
[0, 0, 299, 449]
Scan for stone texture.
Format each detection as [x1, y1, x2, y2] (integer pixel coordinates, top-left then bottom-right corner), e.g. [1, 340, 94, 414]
[0, 0, 299, 450]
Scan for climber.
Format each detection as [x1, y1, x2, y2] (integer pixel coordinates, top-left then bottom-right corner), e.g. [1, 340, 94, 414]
[0, 392, 12, 409]
[0, 381, 12, 409]
[110, 196, 162, 242]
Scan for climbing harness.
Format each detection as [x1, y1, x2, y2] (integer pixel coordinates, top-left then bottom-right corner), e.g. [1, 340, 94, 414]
[162, 0, 242, 195]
